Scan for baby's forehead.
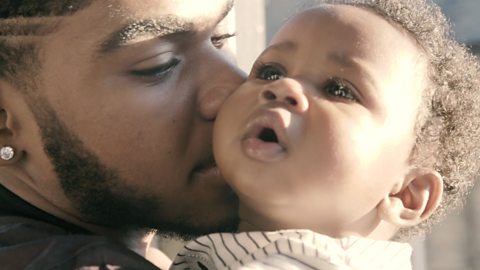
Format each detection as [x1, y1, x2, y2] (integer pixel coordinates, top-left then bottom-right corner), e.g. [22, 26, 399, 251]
[288, 4, 415, 45]
[273, 4, 424, 67]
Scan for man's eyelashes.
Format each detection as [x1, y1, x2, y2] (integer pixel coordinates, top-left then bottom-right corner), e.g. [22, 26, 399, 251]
[211, 33, 236, 49]
[130, 58, 181, 78]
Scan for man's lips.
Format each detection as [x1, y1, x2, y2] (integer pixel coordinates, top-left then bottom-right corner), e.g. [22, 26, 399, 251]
[242, 109, 290, 162]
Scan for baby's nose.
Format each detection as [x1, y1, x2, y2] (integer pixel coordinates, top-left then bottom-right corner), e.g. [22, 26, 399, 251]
[259, 79, 309, 113]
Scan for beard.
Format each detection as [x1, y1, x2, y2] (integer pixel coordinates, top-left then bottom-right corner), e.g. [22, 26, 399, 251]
[26, 92, 237, 239]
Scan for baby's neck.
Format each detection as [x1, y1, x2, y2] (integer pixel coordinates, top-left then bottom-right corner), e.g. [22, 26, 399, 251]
[238, 219, 261, 232]
[237, 201, 398, 240]
[237, 201, 322, 232]
[237, 201, 289, 232]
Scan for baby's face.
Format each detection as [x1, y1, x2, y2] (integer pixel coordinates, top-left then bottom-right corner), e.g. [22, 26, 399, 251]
[214, 5, 427, 235]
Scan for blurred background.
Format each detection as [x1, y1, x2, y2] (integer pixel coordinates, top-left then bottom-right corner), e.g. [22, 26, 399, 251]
[159, 1, 480, 269]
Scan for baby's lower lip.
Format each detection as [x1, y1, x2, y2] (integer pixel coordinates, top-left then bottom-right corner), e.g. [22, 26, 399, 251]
[242, 137, 286, 162]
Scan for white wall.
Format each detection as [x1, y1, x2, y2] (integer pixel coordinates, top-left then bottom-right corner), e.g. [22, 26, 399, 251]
[234, 0, 266, 72]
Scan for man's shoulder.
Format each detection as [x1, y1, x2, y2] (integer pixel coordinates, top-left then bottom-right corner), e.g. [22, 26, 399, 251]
[0, 215, 159, 270]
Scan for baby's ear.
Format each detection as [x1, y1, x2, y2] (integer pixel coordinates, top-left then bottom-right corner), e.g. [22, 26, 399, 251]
[377, 168, 443, 227]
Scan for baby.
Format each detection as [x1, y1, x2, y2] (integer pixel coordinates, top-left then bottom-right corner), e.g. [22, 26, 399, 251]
[171, 0, 480, 269]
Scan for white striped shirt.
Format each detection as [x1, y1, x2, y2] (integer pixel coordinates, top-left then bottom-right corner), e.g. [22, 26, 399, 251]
[170, 229, 412, 270]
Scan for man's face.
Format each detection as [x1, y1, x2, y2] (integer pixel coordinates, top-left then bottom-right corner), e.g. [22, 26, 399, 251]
[214, 5, 426, 236]
[25, 0, 244, 235]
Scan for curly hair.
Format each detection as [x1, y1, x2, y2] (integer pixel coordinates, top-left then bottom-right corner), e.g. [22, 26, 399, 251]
[304, 0, 480, 240]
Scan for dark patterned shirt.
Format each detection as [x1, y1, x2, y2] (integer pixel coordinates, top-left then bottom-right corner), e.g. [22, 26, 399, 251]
[0, 184, 160, 270]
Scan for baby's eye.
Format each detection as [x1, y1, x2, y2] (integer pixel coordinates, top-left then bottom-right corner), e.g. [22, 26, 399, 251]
[255, 64, 285, 81]
[323, 78, 358, 102]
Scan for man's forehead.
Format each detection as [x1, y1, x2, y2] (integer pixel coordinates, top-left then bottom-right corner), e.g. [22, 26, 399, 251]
[102, 0, 233, 21]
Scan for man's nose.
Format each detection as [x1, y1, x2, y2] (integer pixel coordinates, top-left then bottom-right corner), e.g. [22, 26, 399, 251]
[197, 52, 246, 121]
[258, 78, 309, 113]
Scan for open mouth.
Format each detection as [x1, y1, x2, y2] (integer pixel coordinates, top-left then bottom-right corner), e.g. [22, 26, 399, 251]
[242, 117, 287, 162]
[257, 128, 279, 143]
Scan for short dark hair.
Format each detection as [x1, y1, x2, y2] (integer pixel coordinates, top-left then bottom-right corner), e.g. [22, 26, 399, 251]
[0, 0, 91, 18]
[0, 0, 92, 87]
[308, 0, 480, 240]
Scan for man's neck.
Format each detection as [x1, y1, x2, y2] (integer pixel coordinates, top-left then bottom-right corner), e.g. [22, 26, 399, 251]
[0, 170, 142, 237]
[0, 171, 172, 268]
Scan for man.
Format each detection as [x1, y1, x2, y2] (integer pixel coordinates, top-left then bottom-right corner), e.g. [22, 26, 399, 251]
[0, 0, 244, 269]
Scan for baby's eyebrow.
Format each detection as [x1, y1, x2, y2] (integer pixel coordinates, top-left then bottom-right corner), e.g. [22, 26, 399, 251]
[327, 51, 379, 102]
[271, 41, 297, 52]
[327, 52, 376, 83]
[265, 41, 297, 54]
[327, 52, 359, 69]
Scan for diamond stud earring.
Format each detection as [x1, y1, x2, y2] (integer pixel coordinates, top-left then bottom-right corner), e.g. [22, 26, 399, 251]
[0, 146, 15, 161]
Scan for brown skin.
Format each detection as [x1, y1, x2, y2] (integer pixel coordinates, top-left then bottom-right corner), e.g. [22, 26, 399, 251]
[214, 5, 443, 239]
[0, 0, 244, 245]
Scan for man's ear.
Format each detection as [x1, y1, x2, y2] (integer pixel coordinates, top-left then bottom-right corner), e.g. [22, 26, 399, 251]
[0, 83, 24, 165]
[377, 168, 443, 227]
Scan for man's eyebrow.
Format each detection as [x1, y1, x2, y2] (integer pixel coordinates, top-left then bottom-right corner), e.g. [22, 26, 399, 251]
[97, 15, 194, 55]
[96, 0, 234, 56]
[97, 0, 234, 56]
[222, 0, 235, 23]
